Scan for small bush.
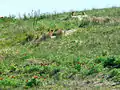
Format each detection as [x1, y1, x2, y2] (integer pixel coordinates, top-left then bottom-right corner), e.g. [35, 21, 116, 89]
[0, 78, 21, 87]
[78, 18, 90, 27]
[24, 65, 41, 73]
[87, 63, 103, 75]
[95, 56, 107, 64]
[108, 69, 120, 78]
[103, 56, 116, 68]
[114, 57, 120, 68]
[25, 78, 40, 87]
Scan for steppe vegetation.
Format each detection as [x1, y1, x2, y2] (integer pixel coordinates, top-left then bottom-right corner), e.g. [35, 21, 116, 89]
[0, 7, 120, 89]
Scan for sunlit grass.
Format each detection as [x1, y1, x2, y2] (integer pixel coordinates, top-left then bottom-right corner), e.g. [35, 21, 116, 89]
[0, 7, 120, 89]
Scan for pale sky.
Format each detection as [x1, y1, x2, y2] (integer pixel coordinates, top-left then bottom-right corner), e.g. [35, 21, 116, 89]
[0, 0, 120, 17]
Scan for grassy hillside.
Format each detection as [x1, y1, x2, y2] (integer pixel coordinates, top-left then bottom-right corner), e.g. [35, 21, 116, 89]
[0, 7, 120, 89]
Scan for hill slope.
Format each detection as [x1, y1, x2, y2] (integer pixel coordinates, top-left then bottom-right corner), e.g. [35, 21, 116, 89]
[0, 7, 120, 89]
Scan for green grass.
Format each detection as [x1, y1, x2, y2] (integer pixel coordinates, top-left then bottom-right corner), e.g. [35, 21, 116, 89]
[0, 7, 120, 89]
